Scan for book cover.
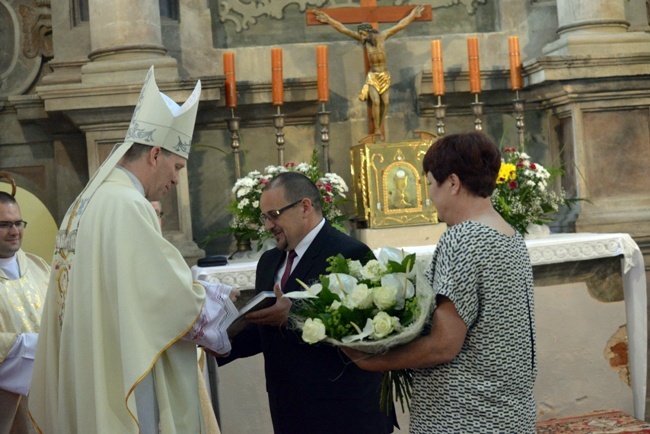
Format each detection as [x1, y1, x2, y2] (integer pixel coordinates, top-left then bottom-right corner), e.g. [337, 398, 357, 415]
[227, 291, 276, 337]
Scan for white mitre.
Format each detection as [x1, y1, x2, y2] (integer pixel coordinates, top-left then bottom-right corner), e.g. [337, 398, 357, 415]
[56, 66, 201, 250]
[124, 66, 201, 159]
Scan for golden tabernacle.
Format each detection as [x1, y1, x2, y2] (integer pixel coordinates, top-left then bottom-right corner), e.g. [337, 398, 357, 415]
[350, 135, 438, 228]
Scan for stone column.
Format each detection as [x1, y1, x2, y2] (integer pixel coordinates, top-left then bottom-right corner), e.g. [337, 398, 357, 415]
[80, 0, 178, 84]
[543, 0, 650, 55]
[557, 0, 628, 35]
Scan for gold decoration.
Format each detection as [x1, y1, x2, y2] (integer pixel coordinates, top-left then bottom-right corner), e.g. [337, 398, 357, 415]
[350, 134, 438, 228]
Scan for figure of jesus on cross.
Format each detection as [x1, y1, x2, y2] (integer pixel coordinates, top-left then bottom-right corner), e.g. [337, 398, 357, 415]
[312, 5, 425, 138]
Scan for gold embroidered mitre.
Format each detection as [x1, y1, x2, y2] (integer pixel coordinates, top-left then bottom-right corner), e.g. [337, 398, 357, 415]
[125, 66, 202, 159]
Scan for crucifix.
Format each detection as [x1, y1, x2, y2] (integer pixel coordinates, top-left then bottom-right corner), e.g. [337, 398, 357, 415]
[308, 3, 432, 140]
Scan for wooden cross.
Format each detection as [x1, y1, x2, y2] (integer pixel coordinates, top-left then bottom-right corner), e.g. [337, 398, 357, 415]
[307, 3, 432, 136]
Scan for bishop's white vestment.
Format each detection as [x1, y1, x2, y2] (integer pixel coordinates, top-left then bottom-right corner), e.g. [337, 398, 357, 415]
[30, 168, 218, 433]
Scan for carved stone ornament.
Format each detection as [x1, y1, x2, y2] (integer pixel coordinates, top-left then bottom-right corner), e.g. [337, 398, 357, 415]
[0, 0, 47, 97]
[19, 2, 53, 59]
[219, 0, 487, 32]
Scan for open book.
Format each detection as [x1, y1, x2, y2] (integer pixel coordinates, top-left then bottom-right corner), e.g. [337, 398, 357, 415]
[226, 291, 277, 337]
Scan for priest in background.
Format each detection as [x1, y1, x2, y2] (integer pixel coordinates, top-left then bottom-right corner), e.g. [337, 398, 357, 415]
[0, 190, 50, 434]
[30, 67, 236, 434]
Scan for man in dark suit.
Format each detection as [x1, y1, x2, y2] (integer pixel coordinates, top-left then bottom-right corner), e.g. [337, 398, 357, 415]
[220, 172, 395, 434]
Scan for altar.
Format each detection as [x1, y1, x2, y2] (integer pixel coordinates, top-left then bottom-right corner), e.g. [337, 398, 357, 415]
[193, 232, 648, 430]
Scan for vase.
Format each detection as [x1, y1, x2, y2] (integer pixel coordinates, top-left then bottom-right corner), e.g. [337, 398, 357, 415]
[234, 232, 252, 253]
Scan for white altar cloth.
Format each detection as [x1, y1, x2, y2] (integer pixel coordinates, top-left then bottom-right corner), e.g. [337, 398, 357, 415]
[192, 232, 647, 419]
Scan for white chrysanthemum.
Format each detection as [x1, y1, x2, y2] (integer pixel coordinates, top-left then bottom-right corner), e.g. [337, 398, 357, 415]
[264, 165, 286, 176]
[323, 173, 349, 195]
[295, 162, 311, 172]
[238, 198, 250, 209]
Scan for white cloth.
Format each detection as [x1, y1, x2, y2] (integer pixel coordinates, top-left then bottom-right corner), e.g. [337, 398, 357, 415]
[0, 255, 19, 280]
[184, 281, 237, 355]
[0, 332, 37, 395]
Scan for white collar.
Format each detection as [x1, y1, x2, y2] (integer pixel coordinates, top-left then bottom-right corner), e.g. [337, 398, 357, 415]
[0, 254, 19, 280]
[117, 166, 145, 197]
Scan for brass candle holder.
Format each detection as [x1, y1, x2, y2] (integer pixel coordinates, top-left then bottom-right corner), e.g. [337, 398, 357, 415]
[513, 90, 526, 149]
[433, 95, 447, 137]
[471, 93, 484, 131]
[273, 106, 286, 166]
[318, 102, 331, 172]
[226, 108, 242, 180]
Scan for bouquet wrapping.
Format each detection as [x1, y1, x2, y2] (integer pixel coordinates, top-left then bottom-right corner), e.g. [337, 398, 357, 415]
[284, 247, 434, 412]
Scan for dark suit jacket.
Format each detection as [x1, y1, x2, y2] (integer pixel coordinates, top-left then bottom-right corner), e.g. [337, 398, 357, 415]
[221, 221, 395, 434]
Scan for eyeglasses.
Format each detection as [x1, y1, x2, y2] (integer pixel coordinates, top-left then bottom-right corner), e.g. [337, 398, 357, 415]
[0, 220, 27, 230]
[260, 199, 303, 224]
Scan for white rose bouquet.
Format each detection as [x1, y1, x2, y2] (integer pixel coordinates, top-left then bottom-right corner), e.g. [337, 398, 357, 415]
[284, 247, 434, 413]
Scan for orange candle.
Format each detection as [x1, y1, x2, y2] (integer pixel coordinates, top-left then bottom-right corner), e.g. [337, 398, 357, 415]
[431, 40, 444, 96]
[467, 37, 481, 94]
[271, 48, 283, 106]
[316, 45, 329, 102]
[508, 36, 522, 91]
[223, 52, 237, 108]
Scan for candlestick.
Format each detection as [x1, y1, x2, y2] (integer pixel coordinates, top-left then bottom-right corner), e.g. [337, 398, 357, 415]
[434, 95, 447, 137]
[273, 106, 286, 165]
[513, 91, 526, 149]
[317, 45, 329, 102]
[272, 48, 283, 106]
[226, 113, 242, 180]
[223, 52, 237, 108]
[471, 93, 483, 131]
[508, 36, 522, 91]
[431, 40, 444, 96]
[467, 37, 481, 94]
[318, 104, 331, 172]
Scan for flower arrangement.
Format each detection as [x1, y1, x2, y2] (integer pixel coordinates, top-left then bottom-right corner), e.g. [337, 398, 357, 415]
[225, 151, 349, 247]
[284, 247, 434, 413]
[492, 147, 566, 235]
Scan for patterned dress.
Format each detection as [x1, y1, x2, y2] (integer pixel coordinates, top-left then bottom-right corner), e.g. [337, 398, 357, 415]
[410, 221, 537, 433]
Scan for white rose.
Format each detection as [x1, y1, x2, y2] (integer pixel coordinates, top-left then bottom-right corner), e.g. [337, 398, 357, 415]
[372, 311, 398, 339]
[361, 260, 387, 282]
[342, 284, 373, 309]
[348, 260, 363, 278]
[372, 285, 398, 310]
[302, 318, 326, 344]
